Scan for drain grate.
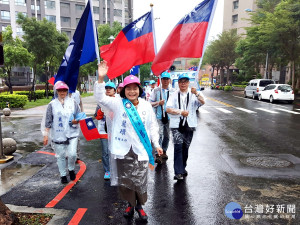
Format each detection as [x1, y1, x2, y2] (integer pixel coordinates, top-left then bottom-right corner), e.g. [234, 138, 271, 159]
[240, 156, 292, 168]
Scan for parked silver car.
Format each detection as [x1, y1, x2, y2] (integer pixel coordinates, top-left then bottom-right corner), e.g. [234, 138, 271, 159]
[258, 84, 294, 104]
[244, 79, 275, 99]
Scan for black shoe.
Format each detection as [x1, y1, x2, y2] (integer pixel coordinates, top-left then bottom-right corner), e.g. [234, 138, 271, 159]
[174, 174, 184, 180]
[61, 176, 68, 184]
[69, 170, 76, 181]
[135, 207, 148, 220]
[161, 151, 168, 160]
[155, 155, 162, 164]
[123, 206, 134, 218]
[183, 170, 188, 177]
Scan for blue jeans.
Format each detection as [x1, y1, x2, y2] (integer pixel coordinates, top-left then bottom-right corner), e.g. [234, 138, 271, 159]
[100, 139, 110, 172]
[171, 128, 194, 175]
[53, 137, 78, 177]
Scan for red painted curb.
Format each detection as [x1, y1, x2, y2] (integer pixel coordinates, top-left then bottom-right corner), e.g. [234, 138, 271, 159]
[68, 208, 88, 225]
[36, 151, 87, 208]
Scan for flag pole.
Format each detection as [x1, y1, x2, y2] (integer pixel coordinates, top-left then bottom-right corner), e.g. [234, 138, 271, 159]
[151, 3, 165, 117]
[195, 0, 218, 89]
[88, 0, 100, 64]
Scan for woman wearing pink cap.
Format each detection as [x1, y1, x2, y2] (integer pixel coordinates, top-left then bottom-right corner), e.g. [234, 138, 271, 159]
[94, 61, 163, 221]
[42, 81, 81, 184]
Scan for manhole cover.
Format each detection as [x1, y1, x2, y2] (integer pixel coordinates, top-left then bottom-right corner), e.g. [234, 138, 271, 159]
[240, 156, 292, 168]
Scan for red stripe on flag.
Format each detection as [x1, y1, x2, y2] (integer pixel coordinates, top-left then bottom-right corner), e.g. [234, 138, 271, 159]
[79, 118, 101, 141]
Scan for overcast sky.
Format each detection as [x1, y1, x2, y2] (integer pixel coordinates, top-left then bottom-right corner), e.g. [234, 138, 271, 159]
[133, 0, 224, 50]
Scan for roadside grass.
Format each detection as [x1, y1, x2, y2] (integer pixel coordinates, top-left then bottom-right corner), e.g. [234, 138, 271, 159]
[23, 92, 93, 109]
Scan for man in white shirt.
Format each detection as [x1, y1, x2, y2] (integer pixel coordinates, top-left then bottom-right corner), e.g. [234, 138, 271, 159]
[149, 72, 174, 163]
[166, 73, 205, 181]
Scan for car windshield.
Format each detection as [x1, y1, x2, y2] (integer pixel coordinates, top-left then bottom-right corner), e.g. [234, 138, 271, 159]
[278, 85, 292, 91]
[259, 80, 274, 87]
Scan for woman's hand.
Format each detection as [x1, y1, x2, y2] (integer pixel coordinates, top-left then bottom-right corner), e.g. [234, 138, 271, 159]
[71, 119, 79, 125]
[156, 147, 163, 156]
[98, 61, 108, 83]
[43, 136, 48, 146]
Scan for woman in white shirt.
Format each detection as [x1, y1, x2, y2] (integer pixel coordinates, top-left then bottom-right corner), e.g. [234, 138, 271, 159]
[94, 61, 162, 221]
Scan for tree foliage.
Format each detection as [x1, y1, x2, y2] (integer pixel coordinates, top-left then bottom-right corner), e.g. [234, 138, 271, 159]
[1, 26, 33, 93]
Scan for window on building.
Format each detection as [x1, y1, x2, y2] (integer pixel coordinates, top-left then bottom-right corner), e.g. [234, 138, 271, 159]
[232, 14, 238, 24]
[114, 0, 122, 3]
[103, 10, 110, 18]
[75, 4, 85, 12]
[95, 20, 99, 27]
[15, 0, 26, 5]
[45, 15, 56, 23]
[0, 0, 9, 5]
[1, 11, 10, 20]
[61, 17, 70, 22]
[173, 61, 181, 65]
[233, 0, 239, 9]
[45, 0, 55, 9]
[31, 4, 40, 11]
[93, 6, 99, 14]
[114, 9, 122, 17]
[15, 12, 27, 20]
[62, 30, 71, 39]
[76, 18, 80, 25]
[61, 2, 70, 10]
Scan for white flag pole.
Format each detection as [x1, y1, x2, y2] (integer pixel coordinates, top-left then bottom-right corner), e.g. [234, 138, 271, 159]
[88, 0, 100, 64]
[151, 4, 165, 117]
[195, 0, 219, 88]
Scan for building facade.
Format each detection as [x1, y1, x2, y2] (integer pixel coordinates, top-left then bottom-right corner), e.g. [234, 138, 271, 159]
[0, 0, 133, 39]
[223, 0, 257, 35]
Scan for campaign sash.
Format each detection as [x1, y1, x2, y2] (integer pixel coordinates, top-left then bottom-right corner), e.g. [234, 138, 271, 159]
[122, 98, 154, 165]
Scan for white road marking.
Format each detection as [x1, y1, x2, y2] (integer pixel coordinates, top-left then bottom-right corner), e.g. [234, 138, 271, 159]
[275, 108, 300, 115]
[235, 107, 257, 113]
[198, 108, 209, 113]
[256, 108, 279, 114]
[215, 107, 233, 113]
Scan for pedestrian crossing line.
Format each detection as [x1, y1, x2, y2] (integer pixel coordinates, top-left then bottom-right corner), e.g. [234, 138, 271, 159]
[206, 97, 234, 107]
[275, 108, 300, 114]
[198, 108, 210, 113]
[215, 107, 233, 113]
[256, 108, 279, 114]
[235, 107, 257, 113]
[296, 109, 300, 111]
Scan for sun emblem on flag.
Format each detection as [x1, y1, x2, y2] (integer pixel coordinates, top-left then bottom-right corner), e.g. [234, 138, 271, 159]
[87, 121, 94, 127]
[133, 18, 146, 32]
[125, 103, 131, 108]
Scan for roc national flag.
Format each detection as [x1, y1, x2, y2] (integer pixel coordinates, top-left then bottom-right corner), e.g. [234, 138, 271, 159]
[130, 65, 140, 75]
[151, 0, 218, 75]
[55, 0, 99, 93]
[100, 11, 155, 79]
[80, 117, 105, 141]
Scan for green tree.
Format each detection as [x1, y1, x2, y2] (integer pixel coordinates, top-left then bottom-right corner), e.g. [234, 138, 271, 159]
[1, 26, 33, 93]
[98, 21, 122, 47]
[17, 14, 68, 100]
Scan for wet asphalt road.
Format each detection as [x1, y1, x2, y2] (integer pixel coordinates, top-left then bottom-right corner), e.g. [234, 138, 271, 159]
[1, 89, 300, 225]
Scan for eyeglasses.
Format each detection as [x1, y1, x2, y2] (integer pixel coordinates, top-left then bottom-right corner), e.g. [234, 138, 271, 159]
[178, 79, 189, 84]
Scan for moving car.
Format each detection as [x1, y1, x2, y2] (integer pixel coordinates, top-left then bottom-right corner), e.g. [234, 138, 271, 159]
[244, 79, 275, 99]
[258, 84, 294, 104]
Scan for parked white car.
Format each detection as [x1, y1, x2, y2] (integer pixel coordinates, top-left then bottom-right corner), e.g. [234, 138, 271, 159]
[244, 79, 275, 99]
[258, 84, 294, 104]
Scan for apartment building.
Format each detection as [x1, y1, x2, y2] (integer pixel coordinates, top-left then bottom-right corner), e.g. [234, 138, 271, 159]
[223, 0, 257, 35]
[0, 0, 133, 39]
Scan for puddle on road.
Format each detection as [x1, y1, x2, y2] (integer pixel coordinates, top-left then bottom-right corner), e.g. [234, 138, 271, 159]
[0, 164, 43, 195]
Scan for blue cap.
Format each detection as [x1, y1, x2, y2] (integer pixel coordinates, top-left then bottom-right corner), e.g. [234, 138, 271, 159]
[161, 71, 170, 79]
[178, 73, 190, 81]
[105, 81, 116, 89]
[150, 80, 156, 84]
